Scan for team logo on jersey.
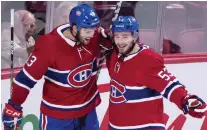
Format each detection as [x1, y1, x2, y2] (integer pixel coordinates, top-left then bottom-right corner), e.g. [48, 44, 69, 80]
[110, 79, 127, 104]
[67, 62, 93, 88]
[76, 10, 81, 16]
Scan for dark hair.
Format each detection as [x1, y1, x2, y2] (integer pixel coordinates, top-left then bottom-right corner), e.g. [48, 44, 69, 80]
[169, 40, 181, 53]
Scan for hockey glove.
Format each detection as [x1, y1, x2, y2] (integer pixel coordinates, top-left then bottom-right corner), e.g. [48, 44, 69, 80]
[98, 27, 114, 55]
[182, 94, 207, 118]
[2, 99, 23, 130]
[98, 27, 112, 39]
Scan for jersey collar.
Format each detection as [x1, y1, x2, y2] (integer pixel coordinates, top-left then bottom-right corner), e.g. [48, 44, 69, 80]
[118, 46, 147, 62]
[57, 24, 76, 47]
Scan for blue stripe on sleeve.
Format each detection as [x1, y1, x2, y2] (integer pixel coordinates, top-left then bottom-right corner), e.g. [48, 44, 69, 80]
[15, 70, 37, 89]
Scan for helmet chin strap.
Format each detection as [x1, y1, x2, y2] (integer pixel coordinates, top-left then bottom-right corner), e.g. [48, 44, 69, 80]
[70, 27, 81, 45]
[75, 31, 81, 45]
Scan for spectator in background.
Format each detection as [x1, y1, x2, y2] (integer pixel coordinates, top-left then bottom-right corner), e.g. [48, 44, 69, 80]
[53, 1, 78, 28]
[25, 1, 46, 39]
[163, 39, 181, 54]
[1, 10, 36, 69]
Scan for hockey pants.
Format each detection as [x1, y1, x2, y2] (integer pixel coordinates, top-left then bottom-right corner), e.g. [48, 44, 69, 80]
[39, 109, 99, 130]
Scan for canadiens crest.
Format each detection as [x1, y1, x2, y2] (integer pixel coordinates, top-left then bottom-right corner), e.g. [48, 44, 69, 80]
[67, 62, 93, 88]
[110, 79, 127, 104]
[76, 10, 81, 16]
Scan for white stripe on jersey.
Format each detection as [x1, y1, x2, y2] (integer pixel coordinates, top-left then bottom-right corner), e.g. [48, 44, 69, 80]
[44, 72, 96, 88]
[23, 68, 38, 82]
[41, 113, 48, 130]
[42, 90, 99, 109]
[92, 71, 97, 76]
[161, 78, 178, 95]
[57, 24, 76, 47]
[48, 67, 71, 73]
[44, 76, 72, 88]
[167, 85, 183, 100]
[125, 86, 147, 90]
[44, 115, 48, 130]
[123, 46, 147, 62]
[126, 95, 162, 103]
[109, 122, 166, 129]
[13, 79, 31, 91]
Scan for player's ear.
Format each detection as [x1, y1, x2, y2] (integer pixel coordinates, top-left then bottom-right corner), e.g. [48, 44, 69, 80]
[72, 25, 77, 33]
[133, 31, 139, 43]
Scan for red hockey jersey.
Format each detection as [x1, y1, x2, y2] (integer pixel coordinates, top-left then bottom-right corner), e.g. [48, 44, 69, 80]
[106, 44, 188, 130]
[11, 24, 102, 119]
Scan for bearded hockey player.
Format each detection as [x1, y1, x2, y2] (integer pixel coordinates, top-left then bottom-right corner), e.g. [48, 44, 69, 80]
[106, 16, 207, 130]
[2, 4, 108, 130]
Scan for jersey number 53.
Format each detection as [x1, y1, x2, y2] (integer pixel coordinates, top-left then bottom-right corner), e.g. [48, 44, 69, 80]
[158, 68, 174, 81]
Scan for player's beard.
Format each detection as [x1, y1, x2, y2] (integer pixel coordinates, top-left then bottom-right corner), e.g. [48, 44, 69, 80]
[78, 28, 96, 45]
[117, 40, 136, 56]
[78, 34, 90, 45]
[76, 31, 81, 45]
[76, 31, 91, 45]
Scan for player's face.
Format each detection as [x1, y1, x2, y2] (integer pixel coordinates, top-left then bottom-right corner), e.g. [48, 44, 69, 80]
[113, 32, 134, 54]
[79, 27, 96, 45]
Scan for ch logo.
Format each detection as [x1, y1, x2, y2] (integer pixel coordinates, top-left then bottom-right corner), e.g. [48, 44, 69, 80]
[78, 70, 89, 82]
[67, 63, 93, 88]
[114, 62, 120, 73]
[110, 79, 127, 104]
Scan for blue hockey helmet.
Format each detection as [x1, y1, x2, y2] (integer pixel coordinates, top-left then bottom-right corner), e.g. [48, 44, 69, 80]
[112, 16, 139, 35]
[69, 4, 100, 31]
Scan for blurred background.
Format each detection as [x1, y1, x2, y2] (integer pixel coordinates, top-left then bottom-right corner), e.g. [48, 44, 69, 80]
[1, 1, 207, 69]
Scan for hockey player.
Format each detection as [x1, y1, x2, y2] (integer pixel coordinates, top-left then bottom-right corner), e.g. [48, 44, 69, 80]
[2, 4, 108, 130]
[106, 16, 207, 130]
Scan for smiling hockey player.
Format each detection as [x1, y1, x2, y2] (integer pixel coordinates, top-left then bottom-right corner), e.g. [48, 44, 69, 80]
[2, 4, 108, 130]
[106, 16, 207, 130]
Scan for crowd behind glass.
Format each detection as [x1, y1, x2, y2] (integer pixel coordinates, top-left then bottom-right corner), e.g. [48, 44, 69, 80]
[1, 1, 207, 69]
